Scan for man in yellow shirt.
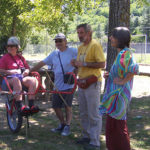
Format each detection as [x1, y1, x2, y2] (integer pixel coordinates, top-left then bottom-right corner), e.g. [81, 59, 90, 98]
[72, 23, 105, 150]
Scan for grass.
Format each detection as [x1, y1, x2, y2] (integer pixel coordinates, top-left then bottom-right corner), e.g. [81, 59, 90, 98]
[0, 52, 149, 150]
[128, 96, 150, 150]
[0, 95, 150, 150]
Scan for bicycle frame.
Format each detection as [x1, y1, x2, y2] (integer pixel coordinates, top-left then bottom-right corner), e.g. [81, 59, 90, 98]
[0, 71, 77, 96]
[38, 72, 77, 95]
[0, 71, 77, 114]
[0, 71, 77, 133]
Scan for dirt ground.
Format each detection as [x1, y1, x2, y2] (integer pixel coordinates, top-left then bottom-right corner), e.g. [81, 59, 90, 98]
[132, 75, 150, 97]
[0, 70, 150, 149]
[100, 65, 150, 98]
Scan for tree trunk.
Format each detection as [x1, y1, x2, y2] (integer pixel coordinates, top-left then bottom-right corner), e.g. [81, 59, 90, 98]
[106, 0, 130, 71]
[11, 16, 17, 36]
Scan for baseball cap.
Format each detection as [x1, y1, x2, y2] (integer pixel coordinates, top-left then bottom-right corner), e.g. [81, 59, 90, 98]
[7, 36, 20, 48]
[54, 33, 66, 40]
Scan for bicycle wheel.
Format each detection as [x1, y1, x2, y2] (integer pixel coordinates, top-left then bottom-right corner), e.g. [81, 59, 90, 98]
[6, 97, 23, 133]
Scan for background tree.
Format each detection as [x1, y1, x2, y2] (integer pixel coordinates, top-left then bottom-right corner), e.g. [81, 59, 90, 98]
[22, 0, 105, 34]
[0, 0, 105, 55]
[96, 24, 102, 39]
[0, 0, 149, 56]
[106, 0, 130, 71]
[0, 0, 34, 53]
[106, 0, 150, 71]
[141, 6, 150, 42]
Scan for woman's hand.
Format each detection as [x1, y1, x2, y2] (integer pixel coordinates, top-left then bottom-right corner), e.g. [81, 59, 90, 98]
[22, 69, 29, 77]
[103, 71, 109, 79]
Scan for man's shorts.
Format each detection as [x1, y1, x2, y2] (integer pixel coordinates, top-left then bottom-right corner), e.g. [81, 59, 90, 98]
[52, 89, 74, 108]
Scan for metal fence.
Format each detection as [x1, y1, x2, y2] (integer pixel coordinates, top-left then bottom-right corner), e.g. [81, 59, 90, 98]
[23, 42, 150, 54]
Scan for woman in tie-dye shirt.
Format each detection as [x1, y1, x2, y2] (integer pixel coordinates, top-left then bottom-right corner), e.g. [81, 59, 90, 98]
[100, 27, 139, 150]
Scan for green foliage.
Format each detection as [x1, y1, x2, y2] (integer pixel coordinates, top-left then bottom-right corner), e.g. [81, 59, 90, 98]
[141, 6, 150, 42]
[0, 36, 9, 55]
[0, 0, 34, 54]
[0, 0, 149, 55]
[65, 0, 150, 42]
[30, 36, 40, 44]
[21, 0, 105, 34]
[66, 2, 109, 41]
[0, 0, 105, 54]
[135, 0, 150, 6]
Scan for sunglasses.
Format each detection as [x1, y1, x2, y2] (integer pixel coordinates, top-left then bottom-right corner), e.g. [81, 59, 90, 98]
[7, 45, 17, 48]
[55, 39, 63, 43]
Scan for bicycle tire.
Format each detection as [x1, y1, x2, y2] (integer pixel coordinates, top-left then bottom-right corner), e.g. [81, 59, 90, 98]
[6, 97, 23, 133]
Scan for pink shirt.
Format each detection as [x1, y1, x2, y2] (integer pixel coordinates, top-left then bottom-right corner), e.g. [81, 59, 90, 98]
[0, 53, 29, 70]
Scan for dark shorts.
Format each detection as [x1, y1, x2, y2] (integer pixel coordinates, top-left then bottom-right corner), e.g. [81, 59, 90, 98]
[52, 89, 74, 108]
[1, 74, 23, 91]
[1, 77, 28, 92]
[1, 79, 8, 91]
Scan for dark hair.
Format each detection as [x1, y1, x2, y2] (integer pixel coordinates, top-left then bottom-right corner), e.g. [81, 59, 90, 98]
[76, 23, 92, 33]
[112, 27, 131, 49]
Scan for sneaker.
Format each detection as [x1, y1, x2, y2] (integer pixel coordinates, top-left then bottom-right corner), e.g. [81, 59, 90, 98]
[30, 105, 39, 114]
[76, 138, 90, 145]
[51, 124, 66, 133]
[83, 144, 100, 150]
[20, 105, 30, 116]
[61, 125, 70, 136]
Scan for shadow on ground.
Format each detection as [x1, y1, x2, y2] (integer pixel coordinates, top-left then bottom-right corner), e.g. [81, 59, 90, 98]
[128, 95, 150, 150]
[0, 96, 150, 150]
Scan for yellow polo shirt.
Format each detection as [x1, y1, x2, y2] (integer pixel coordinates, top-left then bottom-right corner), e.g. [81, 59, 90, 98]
[77, 39, 105, 82]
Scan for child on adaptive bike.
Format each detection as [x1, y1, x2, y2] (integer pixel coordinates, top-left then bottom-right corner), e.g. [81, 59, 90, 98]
[0, 36, 39, 115]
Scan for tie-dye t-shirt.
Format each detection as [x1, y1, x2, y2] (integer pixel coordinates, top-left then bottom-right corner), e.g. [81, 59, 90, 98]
[99, 48, 139, 120]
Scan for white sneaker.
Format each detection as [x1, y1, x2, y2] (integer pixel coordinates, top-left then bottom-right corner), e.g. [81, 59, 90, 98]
[51, 124, 65, 133]
[61, 125, 70, 136]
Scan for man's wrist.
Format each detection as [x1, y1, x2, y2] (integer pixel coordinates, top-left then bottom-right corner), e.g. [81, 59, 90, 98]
[83, 62, 87, 67]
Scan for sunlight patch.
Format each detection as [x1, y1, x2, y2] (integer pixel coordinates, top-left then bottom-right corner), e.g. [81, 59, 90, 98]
[14, 136, 25, 140]
[144, 125, 150, 131]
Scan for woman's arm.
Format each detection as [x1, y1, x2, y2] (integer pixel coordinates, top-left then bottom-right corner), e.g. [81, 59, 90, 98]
[113, 72, 135, 85]
[0, 69, 19, 75]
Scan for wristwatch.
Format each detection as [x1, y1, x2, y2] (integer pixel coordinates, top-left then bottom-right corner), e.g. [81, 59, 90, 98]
[83, 62, 87, 67]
